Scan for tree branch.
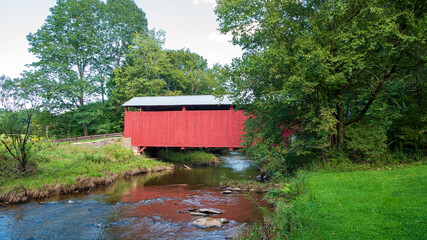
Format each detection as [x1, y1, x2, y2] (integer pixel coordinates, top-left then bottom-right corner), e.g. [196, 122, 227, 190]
[345, 67, 396, 126]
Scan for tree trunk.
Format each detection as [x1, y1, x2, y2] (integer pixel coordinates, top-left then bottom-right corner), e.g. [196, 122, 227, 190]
[79, 95, 89, 136]
[83, 123, 89, 136]
[101, 81, 105, 107]
[116, 46, 121, 68]
[415, 73, 425, 153]
[337, 85, 345, 148]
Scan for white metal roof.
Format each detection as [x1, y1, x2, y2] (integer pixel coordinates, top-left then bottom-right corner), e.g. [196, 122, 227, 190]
[122, 95, 233, 107]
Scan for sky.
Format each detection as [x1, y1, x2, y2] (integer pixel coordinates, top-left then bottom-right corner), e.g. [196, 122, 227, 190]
[0, 0, 242, 79]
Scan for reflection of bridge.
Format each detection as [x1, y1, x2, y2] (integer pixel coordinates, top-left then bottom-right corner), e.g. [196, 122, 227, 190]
[123, 95, 247, 152]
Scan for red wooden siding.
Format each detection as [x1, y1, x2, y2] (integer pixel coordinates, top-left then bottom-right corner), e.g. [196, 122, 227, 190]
[124, 109, 248, 148]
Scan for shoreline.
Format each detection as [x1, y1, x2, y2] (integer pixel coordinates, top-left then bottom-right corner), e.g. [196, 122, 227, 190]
[0, 165, 174, 205]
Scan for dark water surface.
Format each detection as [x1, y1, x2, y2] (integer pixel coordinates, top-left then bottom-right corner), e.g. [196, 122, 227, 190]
[0, 152, 266, 239]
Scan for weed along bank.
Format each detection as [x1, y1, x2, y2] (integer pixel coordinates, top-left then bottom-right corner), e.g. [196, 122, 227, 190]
[123, 95, 247, 152]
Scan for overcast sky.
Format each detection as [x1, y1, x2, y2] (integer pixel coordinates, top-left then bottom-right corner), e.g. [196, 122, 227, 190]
[0, 0, 242, 79]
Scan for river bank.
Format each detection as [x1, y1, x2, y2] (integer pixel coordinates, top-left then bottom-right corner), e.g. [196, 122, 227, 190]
[0, 152, 266, 239]
[0, 143, 173, 204]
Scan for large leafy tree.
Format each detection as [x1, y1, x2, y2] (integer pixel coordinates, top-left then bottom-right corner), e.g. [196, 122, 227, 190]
[110, 33, 220, 106]
[26, 0, 107, 135]
[166, 49, 219, 95]
[110, 31, 170, 107]
[24, 0, 149, 136]
[106, 0, 148, 68]
[108, 34, 222, 131]
[215, 0, 426, 167]
[96, 0, 149, 106]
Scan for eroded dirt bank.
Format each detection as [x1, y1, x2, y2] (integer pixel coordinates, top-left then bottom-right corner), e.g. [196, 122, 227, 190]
[0, 166, 174, 205]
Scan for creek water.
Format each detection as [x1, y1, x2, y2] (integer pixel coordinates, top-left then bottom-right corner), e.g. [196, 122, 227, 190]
[0, 152, 267, 239]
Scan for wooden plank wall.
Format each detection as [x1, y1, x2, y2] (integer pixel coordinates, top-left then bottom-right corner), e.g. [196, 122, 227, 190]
[124, 109, 247, 148]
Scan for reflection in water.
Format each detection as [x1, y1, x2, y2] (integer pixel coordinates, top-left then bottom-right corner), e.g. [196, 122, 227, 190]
[0, 152, 265, 239]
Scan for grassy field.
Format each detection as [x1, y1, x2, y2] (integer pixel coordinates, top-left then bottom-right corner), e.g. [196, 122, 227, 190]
[0, 142, 171, 203]
[303, 165, 426, 239]
[242, 164, 426, 239]
[157, 149, 218, 166]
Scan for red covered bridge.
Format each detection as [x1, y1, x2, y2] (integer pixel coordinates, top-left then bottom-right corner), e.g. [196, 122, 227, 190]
[123, 95, 247, 151]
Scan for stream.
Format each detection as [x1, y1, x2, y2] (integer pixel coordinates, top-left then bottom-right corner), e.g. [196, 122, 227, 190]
[0, 152, 267, 239]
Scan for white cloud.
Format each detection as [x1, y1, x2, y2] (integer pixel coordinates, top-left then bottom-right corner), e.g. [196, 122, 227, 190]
[192, 0, 216, 5]
[206, 31, 232, 43]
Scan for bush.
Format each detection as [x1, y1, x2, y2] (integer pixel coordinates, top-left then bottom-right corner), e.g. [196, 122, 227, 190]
[345, 122, 388, 163]
[157, 149, 218, 165]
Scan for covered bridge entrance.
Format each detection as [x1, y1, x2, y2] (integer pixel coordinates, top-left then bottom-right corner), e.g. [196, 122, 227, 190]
[123, 95, 247, 151]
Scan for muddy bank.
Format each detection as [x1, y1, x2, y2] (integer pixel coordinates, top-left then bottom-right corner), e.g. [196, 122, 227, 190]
[0, 166, 174, 205]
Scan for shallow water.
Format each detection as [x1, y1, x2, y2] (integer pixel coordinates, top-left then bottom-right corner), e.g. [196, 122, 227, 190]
[0, 152, 265, 239]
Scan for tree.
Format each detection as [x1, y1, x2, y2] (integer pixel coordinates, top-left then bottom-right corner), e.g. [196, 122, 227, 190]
[110, 31, 170, 107]
[93, 0, 149, 106]
[0, 76, 39, 174]
[106, 0, 149, 68]
[0, 75, 13, 110]
[215, 0, 426, 168]
[110, 35, 222, 105]
[0, 110, 39, 174]
[166, 49, 218, 95]
[26, 0, 107, 135]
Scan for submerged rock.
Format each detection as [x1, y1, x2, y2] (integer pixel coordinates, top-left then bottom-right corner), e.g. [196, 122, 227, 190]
[190, 212, 209, 216]
[249, 188, 264, 193]
[192, 217, 223, 228]
[219, 218, 229, 223]
[96, 223, 110, 228]
[199, 208, 222, 214]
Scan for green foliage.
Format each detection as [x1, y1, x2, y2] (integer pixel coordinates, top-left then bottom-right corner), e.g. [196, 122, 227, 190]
[387, 73, 427, 156]
[8, 0, 223, 138]
[0, 109, 40, 174]
[105, 0, 149, 68]
[26, 0, 106, 110]
[109, 33, 221, 108]
[16, 0, 150, 136]
[345, 122, 388, 163]
[215, 0, 426, 172]
[0, 75, 14, 109]
[110, 31, 169, 104]
[34, 102, 120, 138]
[157, 149, 218, 165]
[165, 49, 219, 95]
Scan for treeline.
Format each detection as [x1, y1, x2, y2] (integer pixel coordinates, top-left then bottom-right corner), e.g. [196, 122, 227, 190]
[1, 0, 426, 175]
[215, 0, 426, 173]
[1, 0, 220, 138]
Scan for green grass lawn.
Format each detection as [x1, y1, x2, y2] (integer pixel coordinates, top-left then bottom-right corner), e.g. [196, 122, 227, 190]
[0, 143, 171, 203]
[302, 165, 426, 239]
[242, 164, 426, 239]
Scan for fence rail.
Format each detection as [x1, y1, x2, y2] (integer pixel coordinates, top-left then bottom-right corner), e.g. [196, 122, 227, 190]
[52, 132, 124, 143]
